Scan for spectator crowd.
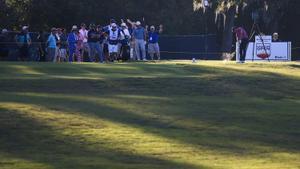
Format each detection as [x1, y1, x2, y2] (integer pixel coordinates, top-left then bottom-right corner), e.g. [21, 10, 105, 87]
[0, 19, 163, 63]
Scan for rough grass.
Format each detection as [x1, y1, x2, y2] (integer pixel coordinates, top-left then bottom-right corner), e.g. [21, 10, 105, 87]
[0, 61, 299, 169]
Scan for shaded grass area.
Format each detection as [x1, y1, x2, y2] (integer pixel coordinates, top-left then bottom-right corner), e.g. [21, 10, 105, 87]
[0, 61, 299, 169]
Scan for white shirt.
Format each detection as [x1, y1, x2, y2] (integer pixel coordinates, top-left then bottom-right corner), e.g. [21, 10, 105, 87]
[79, 29, 88, 43]
[120, 29, 131, 40]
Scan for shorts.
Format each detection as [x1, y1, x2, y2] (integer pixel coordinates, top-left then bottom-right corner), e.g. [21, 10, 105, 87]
[109, 44, 118, 54]
[148, 43, 160, 54]
[59, 49, 67, 59]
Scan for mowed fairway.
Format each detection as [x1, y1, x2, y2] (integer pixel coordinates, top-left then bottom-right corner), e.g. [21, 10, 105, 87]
[0, 61, 299, 169]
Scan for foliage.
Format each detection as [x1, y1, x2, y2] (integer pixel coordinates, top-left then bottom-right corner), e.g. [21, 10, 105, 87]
[1, 0, 300, 55]
[1, 0, 195, 34]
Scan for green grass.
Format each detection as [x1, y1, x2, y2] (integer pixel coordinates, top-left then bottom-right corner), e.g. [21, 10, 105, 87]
[0, 61, 299, 169]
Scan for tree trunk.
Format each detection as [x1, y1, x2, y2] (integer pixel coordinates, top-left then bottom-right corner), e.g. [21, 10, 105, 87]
[221, 6, 236, 54]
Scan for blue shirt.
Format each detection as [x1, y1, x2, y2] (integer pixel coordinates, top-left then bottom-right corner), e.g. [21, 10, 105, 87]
[133, 27, 145, 40]
[47, 34, 57, 48]
[67, 33, 77, 48]
[148, 31, 159, 43]
[17, 33, 31, 45]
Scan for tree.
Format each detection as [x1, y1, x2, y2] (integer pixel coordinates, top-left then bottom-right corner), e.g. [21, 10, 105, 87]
[1, 0, 198, 34]
[194, 0, 292, 55]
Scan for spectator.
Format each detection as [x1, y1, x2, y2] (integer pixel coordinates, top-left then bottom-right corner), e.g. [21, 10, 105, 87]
[53, 28, 61, 62]
[58, 28, 68, 62]
[126, 19, 137, 60]
[119, 22, 131, 61]
[88, 24, 104, 63]
[148, 25, 163, 60]
[233, 26, 249, 63]
[132, 21, 147, 61]
[16, 26, 31, 61]
[67, 25, 78, 62]
[272, 32, 281, 42]
[0, 29, 9, 60]
[46, 28, 57, 62]
[75, 29, 84, 62]
[79, 23, 90, 60]
[106, 23, 120, 62]
[37, 30, 47, 62]
[97, 25, 106, 43]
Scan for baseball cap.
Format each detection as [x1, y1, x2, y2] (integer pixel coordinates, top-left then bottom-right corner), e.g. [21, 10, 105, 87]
[136, 21, 141, 26]
[1, 29, 8, 34]
[121, 23, 127, 27]
[150, 26, 155, 29]
[22, 26, 29, 30]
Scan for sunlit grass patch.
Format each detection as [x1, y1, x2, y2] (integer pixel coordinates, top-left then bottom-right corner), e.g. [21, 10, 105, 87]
[1, 102, 299, 169]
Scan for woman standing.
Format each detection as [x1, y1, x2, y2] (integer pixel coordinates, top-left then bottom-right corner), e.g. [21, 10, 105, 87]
[75, 29, 84, 62]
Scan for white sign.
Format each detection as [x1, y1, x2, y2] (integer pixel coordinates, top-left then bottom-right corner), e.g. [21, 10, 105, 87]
[236, 42, 292, 62]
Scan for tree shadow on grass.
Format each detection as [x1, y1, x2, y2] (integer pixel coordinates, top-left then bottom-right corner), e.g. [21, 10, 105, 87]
[0, 107, 205, 169]
[0, 62, 299, 161]
[1, 88, 299, 157]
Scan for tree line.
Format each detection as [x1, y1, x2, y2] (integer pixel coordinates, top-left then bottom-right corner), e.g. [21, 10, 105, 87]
[1, 0, 197, 34]
[1, 0, 300, 56]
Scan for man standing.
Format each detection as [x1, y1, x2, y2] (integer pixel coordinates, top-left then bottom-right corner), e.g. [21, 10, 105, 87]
[37, 31, 46, 62]
[88, 24, 104, 63]
[234, 26, 248, 63]
[133, 21, 147, 61]
[119, 22, 131, 61]
[106, 23, 120, 62]
[126, 19, 137, 60]
[58, 28, 68, 62]
[46, 28, 57, 62]
[148, 25, 163, 60]
[79, 23, 90, 60]
[53, 28, 61, 63]
[16, 26, 31, 61]
[67, 25, 78, 62]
